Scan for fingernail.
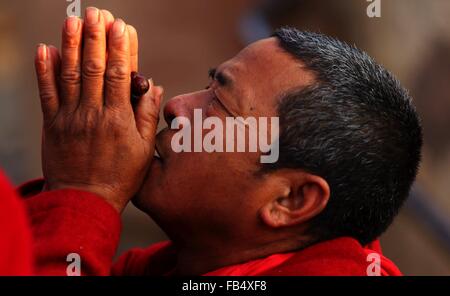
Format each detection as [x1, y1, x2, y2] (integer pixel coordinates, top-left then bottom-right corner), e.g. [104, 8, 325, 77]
[86, 7, 99, 25]
[37, 44, 48, 61]
[112, 19, 126, 37]
[65, 16, 80, 34]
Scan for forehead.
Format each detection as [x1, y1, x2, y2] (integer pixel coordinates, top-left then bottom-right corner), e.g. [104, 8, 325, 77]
[219, 38, 315, 115]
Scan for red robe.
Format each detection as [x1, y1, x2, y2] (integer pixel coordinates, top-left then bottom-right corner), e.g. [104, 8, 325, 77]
[0, 171, 33, 275]
[16, 178, 401, 276]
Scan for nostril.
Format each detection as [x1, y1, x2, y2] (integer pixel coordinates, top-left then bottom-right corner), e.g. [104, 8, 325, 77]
[163, 99, 180, 127]
[163, 95, 195, 127]
[164, 111, 176, 127]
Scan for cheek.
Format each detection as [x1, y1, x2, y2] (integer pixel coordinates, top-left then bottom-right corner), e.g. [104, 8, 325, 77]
[137, 153, 220, 204]
[136, 147, 260, 218]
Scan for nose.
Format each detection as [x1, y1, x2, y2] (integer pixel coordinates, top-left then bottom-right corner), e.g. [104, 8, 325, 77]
[163, 91, 209, 127]
[164, 97, 182, 126]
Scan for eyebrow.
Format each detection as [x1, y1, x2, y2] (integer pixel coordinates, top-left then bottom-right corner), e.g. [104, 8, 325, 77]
[208, 68, 232, 87]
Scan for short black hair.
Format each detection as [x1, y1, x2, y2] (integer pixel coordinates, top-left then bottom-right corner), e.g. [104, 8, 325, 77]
[268, 27, 423, 246]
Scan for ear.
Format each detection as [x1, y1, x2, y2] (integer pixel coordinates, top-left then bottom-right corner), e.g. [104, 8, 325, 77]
[259, 170, 330, 228]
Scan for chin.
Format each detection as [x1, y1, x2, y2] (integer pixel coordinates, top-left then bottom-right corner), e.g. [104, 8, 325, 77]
[132, 170, 161, 214]
[134, 175, 174, 221]
[131, 184, 172, 234]
[131, 192, 150, 213]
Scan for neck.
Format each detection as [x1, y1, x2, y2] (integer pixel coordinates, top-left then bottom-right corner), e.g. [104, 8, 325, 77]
[173, 234, 310, 275]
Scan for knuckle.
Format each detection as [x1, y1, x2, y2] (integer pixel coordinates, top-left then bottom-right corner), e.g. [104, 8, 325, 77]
[85, 28, 104, 42]
[82, 58, 105, 78]
[63, 36, 80, 49]
[60, 67, 81, 85]
[39, 88, 55, 105]
[106, 62, 129, 83]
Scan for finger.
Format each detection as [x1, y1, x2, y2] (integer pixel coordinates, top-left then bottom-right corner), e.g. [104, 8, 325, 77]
[48, 45, 61, 77]
[105, 19, 131, 109]
[81, 7, 106, 109]
[35, 44, 59, 124]
[101, 10, 114, 64]
[128, 25, 138, 72]
[60, 16, 82, 111]
[135, 80, 163, 141]
[101, 9, 114, 35]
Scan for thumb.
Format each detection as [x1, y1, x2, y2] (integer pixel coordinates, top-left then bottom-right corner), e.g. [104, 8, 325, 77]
[135, 79, 163, 141]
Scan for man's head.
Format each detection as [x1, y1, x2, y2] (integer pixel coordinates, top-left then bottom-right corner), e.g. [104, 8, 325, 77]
[133, 28, 422, 251]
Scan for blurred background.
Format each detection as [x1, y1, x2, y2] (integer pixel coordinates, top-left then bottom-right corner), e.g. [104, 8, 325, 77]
[0, 0, 449, 275]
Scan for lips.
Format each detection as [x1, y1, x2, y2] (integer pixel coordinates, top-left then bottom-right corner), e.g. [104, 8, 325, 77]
[153, 131, 166, 162]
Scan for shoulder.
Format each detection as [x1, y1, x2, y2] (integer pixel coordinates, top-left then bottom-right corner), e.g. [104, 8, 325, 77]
[112, 241, 176, 276]
[264, 237, 401, 276]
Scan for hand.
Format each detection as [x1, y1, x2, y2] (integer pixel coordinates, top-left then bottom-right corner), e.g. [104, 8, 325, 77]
[34, 8, 163, 212]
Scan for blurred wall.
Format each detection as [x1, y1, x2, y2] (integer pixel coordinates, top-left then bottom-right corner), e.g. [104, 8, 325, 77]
[0, 0, 448, 275]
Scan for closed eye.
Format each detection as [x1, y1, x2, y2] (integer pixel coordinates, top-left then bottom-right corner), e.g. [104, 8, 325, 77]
[208, 67, 228, 86]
